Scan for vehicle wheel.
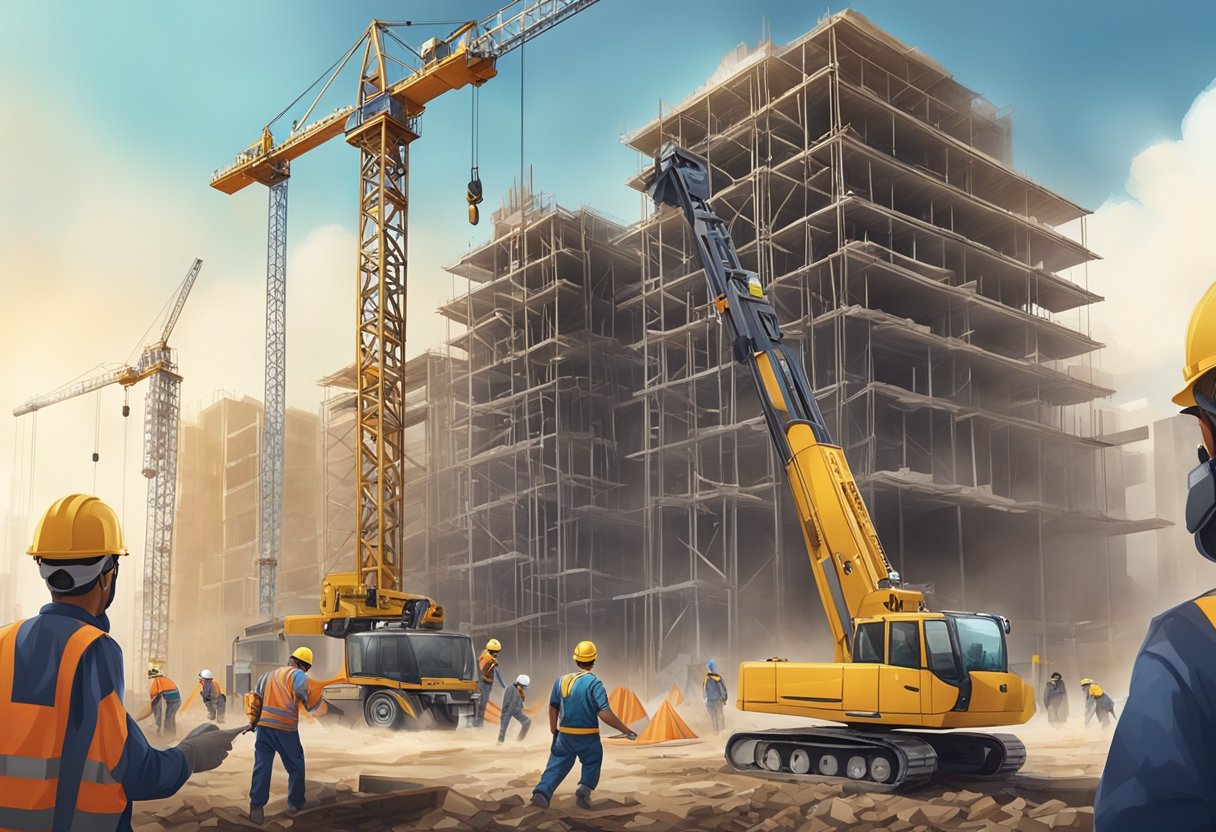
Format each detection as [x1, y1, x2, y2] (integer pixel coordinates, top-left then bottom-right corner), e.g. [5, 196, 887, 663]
[430, 703, 462, 730]
[364, 691, 404, 730]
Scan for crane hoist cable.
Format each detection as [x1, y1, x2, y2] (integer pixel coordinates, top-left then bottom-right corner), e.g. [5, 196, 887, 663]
[468, 85, 483, 225]
[92, 390, 102, 492]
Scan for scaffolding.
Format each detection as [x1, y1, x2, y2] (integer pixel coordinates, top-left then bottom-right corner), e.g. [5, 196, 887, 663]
[617, 10, 1162, 683]
[436, 188, 645, 677]
[320, 10, 1163, 690]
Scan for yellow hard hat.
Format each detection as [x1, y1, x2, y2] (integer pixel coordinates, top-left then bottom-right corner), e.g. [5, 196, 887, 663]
[486, 638, 502, 652]
[28, 494, 128, 560]
[1089, 684, 1104, 697]
[147, 664, 162, 678]
[1175, 282, 1216, 406]
[1080, 677, 1093, 686]
[573, 640, 598, 662]
[291, 646, 314, 666]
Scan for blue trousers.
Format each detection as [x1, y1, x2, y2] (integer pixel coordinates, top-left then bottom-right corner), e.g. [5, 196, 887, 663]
[250, 727, 306, 809]
[534, 733, 603, 799]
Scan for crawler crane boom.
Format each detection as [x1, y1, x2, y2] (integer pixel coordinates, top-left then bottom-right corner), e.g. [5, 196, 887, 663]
[645, 145, 1033, 789]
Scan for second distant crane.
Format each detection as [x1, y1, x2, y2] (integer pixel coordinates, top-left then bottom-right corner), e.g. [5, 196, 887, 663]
[13, 258, 203, 675]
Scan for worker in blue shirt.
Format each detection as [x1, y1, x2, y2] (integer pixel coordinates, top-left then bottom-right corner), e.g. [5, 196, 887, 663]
[0, 494, 236, 832]
[531, 641, 636, 811]
[1096, 285, 1216, 829]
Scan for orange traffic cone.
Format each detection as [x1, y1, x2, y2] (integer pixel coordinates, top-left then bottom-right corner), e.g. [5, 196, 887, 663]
[608, 687, 648, 727]
[632, 699, 699, 745]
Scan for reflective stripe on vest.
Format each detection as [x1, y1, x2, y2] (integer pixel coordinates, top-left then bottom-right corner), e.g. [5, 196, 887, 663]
[556, 671, 598, 735]
[0, 617, 129, 832]
[257, 666, 301, 731]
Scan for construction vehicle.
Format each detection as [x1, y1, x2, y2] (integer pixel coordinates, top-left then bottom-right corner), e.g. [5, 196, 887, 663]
[215, 1, 601, 729]
[13, 258, 204, 676]
[644, 145, 1032, 790]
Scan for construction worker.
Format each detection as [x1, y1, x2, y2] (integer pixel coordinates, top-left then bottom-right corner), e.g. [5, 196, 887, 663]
[475, 638, 506, 727]
[1042, 671, 1068, 727]
[247, 646, 325, 823]
[531, 641, 637, 810]
[1079, 678, 1096, 727]
[1097, 283, 1216, 829]
[199, 669, 227, 723]
[148, 665, 182, 736]
[0, 494, 236, 831]
[1087, 683, 1116, 729]
[703, 660, 728, 733]
[498, 674, 532, 743]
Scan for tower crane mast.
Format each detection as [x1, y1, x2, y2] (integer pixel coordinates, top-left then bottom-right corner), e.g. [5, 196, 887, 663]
[13, 258, 203, 674]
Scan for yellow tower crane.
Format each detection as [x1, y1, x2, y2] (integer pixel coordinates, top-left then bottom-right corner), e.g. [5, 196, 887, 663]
[13, 258, 204, 676]
[212, 0, 602, 633]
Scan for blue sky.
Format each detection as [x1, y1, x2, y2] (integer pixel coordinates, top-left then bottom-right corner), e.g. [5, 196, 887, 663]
[3, 0, 1215, 236]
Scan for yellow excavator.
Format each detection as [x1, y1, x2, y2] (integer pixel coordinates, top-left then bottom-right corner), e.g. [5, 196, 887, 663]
[644, 145, 1033, 789]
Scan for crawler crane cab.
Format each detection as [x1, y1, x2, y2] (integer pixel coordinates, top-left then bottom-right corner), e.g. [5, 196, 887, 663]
[643, 145, 1033, 789]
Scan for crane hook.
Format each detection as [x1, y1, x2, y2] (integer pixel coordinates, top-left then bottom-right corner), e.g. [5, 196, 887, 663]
[467, 168, 483, 226]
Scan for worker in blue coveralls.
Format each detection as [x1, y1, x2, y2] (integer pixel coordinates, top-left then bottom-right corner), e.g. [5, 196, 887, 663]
[530, 641, 637, 810]
[0, 494, 236, 832]
[1096, 283, 1216, 830]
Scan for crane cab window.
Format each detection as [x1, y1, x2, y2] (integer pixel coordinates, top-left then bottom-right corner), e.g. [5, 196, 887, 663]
[888, 621, 920, 668]
[924, 619, 959, 680]
[954, 616, 1007, 673]
[853, 622, 884, 663]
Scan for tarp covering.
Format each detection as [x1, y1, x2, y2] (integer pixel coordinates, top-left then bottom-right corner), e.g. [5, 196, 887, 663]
[607, 686, 649, 727]
[666, 683, 685, 707]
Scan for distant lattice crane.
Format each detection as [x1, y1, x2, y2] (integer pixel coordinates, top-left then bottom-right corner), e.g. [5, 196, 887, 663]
[13, 258, 203, 673]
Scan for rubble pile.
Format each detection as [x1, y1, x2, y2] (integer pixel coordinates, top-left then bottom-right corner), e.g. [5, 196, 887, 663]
[130, 720, 1105, 832]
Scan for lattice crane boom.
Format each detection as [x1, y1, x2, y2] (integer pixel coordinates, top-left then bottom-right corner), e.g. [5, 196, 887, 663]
[12, 258, 203, 672]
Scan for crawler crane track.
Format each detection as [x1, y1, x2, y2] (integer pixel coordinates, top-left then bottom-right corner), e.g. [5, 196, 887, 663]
[725, 728, 1025, 790]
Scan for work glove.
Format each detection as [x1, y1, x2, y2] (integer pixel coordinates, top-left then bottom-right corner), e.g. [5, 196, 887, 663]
[175, 724, 244, 774]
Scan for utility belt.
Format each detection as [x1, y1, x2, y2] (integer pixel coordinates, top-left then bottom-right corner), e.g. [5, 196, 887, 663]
[558, 726, 600, 735]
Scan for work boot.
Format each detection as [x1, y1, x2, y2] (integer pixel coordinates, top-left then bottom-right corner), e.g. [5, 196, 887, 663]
[530, 792, 549, 808]
[248, 805, 264, 825]
[285, 804, 302, 817]
[575, 784, 592, 810]
[518, 722, 531, 741]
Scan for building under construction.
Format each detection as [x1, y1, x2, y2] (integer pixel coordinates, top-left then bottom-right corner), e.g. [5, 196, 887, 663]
[317, 10, 1160, 688]
[169, 395, 322, 682]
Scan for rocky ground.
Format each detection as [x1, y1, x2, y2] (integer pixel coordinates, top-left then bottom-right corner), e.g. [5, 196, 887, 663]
[132, 713, 1111, 832]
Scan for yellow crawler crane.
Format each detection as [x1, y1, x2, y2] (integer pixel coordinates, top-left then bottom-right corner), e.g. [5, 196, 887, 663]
[644, 145, 1033, 789]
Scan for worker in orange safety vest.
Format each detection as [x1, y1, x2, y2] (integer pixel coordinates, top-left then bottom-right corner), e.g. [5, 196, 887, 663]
[246, 646, 325, 823]
[475, 638, 505, 727]
[147, 666, 181, 736]
[0, 494, 237, 832]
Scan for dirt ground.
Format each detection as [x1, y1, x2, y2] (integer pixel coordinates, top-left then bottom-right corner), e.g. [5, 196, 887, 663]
[132, 710, 1112, 832]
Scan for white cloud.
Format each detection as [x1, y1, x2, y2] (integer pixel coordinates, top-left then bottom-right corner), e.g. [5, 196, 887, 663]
[1080, 81, 1216, 417]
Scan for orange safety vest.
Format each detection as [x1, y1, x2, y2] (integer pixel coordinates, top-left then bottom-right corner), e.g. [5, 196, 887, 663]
[199, 678, 223, 698]
[478, 650, 497, 685]
[256, 666, 323, 732]
[149, 675, 178, 699]
[0, 618, 129, 832]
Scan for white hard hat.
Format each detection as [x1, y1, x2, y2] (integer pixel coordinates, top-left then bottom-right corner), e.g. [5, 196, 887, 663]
[515, 674, 530, 687]
[199, 668, 213, 680]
